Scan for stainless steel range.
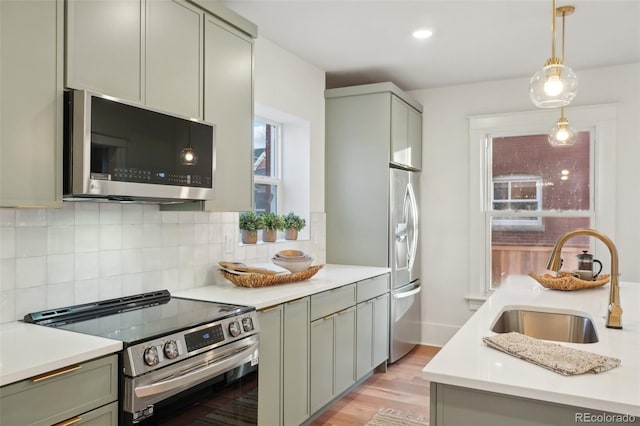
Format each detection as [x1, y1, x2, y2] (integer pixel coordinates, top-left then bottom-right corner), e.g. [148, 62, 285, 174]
[25, 290, 259, 425]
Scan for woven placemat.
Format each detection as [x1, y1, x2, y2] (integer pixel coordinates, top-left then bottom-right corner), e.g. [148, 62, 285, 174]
[220, 264, 324, 287]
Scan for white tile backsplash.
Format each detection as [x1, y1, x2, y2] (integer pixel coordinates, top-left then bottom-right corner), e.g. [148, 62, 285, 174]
[0, 204, 326, 322]
[47, 226, 74, 254]
[16, 256, 46, 288]
[16, 227, 47, 257]
[46, 254, 74, 284]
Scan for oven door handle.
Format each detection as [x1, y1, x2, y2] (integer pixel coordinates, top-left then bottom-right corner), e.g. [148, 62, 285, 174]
[134, 339, 259, 398]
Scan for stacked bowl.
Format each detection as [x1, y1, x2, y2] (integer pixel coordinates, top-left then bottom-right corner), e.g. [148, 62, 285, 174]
[272, 250, 313, 273]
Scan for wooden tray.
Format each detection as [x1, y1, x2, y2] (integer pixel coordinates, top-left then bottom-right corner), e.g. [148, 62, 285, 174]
[529, 271, 610, 291]
[220, 264, 324, 288]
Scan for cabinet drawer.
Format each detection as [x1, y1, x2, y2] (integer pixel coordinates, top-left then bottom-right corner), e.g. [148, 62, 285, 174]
[0, 354, 118, 426]
[357, 274, 390, 303]
[311, 284, 356, 320]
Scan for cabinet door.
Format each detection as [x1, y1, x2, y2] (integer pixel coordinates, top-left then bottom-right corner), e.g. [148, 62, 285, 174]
[203, 16, 254, 211]
[146, 0, 202, 119]
[310, 316, 334, 413]
[257, 306, 283, 426]
[65, 0, 143, 102]
[408, 106, 422, 170]
[356, 300, 374, 380]
[334, 306, 356, 395]
[372, 293, 390, 366]
[0, 0, 63, 207]
[391, 95, 409, 167]
[283, 297, 310, 426]
[391, 95, 422, 170]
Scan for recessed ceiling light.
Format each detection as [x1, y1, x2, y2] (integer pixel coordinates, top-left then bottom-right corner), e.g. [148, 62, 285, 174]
[412, 28, 433, 40]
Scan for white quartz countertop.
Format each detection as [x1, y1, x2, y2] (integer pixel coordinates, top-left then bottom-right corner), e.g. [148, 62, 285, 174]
[0, 264, 387, 388]
[173, 264, 391, 309]
[0, 321, 122, 387]
[422, 276, 640, 416]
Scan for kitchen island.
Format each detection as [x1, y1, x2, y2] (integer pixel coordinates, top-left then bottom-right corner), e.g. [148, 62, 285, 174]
[422, 275, 639, 425]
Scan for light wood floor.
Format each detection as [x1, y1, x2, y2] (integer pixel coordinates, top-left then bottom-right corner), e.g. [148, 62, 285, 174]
[310, 345, 441, 425]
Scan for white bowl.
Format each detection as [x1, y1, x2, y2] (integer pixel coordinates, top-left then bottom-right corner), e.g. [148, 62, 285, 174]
[272, 256, 313, 273]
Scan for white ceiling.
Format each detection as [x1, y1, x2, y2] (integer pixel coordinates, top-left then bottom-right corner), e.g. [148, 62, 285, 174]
[221, 0, 640, 91]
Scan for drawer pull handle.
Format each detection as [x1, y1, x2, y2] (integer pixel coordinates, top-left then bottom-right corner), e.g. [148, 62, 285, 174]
[53, 416, 82, 426]
[260, 305, 281, 313]
[287, 297, 307, 305]
[31, 364, 82, 383]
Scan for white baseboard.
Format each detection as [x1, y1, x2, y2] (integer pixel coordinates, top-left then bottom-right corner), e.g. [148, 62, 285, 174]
[420, 321, 461, 347]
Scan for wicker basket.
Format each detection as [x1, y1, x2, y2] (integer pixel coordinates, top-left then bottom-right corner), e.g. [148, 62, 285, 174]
[220, 264, 324, 288]
[528, 271, 610, 291]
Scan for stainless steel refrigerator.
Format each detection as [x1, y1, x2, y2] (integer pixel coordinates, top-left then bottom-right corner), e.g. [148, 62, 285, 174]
[389, 166, 421, 363]
[325, 82, 423, 365]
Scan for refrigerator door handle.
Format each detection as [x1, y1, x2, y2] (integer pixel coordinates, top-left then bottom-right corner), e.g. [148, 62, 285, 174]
[405, 181, 419, 271]
[393, 285, 422, 299]
[396, 223, 408, 241]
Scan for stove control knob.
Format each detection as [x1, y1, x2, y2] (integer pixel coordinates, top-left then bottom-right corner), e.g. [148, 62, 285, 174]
[143, 346, 159, 366]
[229, 321, 242, 337]
[242, 317, 254, 332]
[164, 340, 179, 359]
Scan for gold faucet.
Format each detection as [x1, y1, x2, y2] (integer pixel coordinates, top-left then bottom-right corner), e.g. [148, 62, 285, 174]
[546, 228, 623, 329]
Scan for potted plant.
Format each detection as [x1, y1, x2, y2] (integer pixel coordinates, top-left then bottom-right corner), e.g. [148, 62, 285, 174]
[259, 212, 284, 242]
[282, 212, 306, 240]
[239, 211, 261, 244]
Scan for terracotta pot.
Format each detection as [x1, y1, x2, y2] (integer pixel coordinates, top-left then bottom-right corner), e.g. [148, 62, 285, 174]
[284, 228, 298, 240]
[262, 229, 277, 242]
[241, 230, 257, 244]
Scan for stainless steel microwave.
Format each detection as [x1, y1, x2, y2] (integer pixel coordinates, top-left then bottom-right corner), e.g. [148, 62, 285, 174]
[63, 90, 216, 203]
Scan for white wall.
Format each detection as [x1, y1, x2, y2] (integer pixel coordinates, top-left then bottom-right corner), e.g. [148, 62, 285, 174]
[0, 36, 328, 324]
[410, 63, 640, 346]
[253, 37, 326, 214]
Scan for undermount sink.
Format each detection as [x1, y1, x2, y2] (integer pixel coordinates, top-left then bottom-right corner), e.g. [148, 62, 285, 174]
[490, 307, 599, 343]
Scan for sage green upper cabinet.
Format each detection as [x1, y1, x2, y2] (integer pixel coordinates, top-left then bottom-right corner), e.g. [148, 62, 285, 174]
[66, 0, 143, 103]
[391, 95, 422, 170]
[146, 0, 203, 119]
[202, 16, 254, 211]
[0, 0, 63, 207]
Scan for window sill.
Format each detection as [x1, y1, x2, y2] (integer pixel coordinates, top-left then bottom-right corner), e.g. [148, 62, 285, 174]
[240, 238, 309, 247]
[465, 295, 489, 311]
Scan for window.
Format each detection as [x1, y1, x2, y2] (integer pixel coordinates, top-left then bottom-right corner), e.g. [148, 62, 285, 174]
[251, 103, 312, 241]
[492, 175, 543, 229]
[253, 119, 281, 214]
[468, 105, 617, 305]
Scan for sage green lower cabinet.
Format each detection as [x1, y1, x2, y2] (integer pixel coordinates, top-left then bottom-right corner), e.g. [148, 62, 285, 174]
[283, 297, 310, 426]
[0, 354, 118, 426]
[356, 295, 390, 380]
[310, 306, 356, 414]
[257, 297, 310, 426]
[257, 305, 284, 426]
[430, 382, 639, 426]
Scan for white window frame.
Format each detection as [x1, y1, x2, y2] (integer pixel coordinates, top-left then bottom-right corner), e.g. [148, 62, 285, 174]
[253, 117, 283, 213]
[492, 174, 543, 230]
[467, 104, 617, 309]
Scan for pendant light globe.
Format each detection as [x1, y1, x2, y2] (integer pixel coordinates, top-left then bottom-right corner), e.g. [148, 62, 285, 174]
[529, 60, 578, 108]
[548, 112, 577, 146]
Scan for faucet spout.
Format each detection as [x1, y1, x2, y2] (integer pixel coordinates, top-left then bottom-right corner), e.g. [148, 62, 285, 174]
[546, 228, 622, 329]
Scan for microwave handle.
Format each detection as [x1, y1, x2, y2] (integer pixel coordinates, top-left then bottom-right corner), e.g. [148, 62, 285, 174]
[134, 340, 258, 398]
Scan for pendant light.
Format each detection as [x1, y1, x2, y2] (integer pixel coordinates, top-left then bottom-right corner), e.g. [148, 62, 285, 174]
[529, 1, 577, 108]
[180, 125, 197, 166]
[548, 107, 577, 146]
[548, 6, 577, 146]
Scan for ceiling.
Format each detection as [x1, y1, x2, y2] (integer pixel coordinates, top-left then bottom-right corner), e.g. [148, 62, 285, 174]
[221, 0, 640, 91]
